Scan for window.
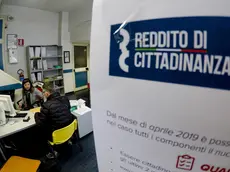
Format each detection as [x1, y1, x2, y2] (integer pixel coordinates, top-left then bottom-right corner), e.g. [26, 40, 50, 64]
[74, 46, 87, 68]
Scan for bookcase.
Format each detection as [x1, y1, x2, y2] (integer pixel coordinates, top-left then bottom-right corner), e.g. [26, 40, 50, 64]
[27, 45, 65, 95]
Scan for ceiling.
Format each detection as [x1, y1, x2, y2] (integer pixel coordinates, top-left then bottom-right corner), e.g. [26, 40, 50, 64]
[2, 0, 93, 12]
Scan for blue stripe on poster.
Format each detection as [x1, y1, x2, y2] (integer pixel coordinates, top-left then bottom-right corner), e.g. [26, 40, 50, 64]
[63, 69, 73, 73]
[0, 83, 22, 91]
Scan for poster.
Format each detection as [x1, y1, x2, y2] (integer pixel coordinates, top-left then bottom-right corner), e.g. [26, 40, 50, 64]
[90, 0, 230, 172]
[7, 34, 17, 49]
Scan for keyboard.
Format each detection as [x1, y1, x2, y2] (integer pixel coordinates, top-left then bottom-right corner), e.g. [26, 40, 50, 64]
[14, 112, 28, 118]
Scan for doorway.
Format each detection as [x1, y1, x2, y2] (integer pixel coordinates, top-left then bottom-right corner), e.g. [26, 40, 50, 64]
[73, 43, 89, 91]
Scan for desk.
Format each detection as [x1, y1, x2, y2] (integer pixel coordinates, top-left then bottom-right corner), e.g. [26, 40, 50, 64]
[0, 111, 36, 160]
[72, 106, 93, 138]
[0, 112, 35, 139]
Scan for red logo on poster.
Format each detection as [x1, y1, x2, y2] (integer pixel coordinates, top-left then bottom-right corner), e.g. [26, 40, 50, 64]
[18, 39, 24, 46]
[176, 155, 195, 171]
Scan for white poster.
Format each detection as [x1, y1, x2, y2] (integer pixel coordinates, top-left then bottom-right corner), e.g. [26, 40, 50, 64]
[90, 0, 230, 172]
[7, 34, 17, 49]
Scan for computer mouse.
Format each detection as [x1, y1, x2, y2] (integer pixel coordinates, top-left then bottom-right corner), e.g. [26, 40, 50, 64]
[8, 121, 15, 125]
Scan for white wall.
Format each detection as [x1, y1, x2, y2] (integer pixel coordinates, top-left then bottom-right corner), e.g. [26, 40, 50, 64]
[59, 12, 75, 93]
[0, 5, 59, 79]
[69, 0, 93, 43]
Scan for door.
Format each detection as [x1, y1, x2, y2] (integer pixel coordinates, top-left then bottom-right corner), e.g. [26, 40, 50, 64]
[73, 44, 89, 91]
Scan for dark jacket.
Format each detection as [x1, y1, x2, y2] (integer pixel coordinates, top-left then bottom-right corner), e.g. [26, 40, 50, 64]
[35, 92, 74, 137]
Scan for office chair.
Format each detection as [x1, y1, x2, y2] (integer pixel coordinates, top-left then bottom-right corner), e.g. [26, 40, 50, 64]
[48, 119, 82, 158]
[0, 156, 40, 172]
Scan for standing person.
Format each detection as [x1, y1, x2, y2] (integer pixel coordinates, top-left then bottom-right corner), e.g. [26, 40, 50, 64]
[21, 78, 43, 110]
[35, 85, 74, 142]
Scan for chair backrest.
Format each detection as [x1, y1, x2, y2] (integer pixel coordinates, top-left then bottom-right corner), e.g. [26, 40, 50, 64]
[52, 119, 77, 145]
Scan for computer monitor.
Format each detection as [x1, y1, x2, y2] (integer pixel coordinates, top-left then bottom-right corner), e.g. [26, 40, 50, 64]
[0, 95, 16, 117]
[0, 90, 15, 102]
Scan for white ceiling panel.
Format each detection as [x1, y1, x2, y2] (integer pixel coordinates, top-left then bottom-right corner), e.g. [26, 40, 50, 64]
[3, 0, 93, 12]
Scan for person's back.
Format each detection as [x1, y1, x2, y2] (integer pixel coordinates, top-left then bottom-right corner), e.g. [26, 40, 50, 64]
[35, 88, 74, 140]
[41, 92, 74, 131]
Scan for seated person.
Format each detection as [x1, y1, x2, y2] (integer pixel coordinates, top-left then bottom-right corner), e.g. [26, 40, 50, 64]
[5, 86, 75, 159]
[20, 78, 43, 110]
[35, 86, 74, 141]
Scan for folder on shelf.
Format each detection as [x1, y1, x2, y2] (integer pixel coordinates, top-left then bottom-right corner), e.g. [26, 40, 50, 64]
[31, 73, 37, 82]
[31, 60, 34, 70]
[29, 47, 35, 58]
[39, 60, 42, 69]
[37, 72, 42, 81]
[41, 47, 46, 57]
[35, 47, 41, 57]
[43, 60, 48, 70]
[40, 60, 42, 69]
[36, 60, 42, 69]
[36, 60, 39, 70]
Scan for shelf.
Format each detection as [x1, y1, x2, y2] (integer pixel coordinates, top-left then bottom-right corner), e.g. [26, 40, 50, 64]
[27, 45, 64, 94]
[43, 68, 63, 72]
[54, 78, 63, 81]
[30, 57, 41, 60]
[54, 86, 64, 90]
[42, 56, 62, 59]
[45, 78, 63, 82]
[31, 70, 42, 73]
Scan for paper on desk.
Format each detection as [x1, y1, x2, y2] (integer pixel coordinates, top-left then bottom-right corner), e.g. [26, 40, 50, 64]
[30, 107, 41, 113]
[78, 99, 86, 104]
[72, 107, 91, 116]
[70, 100, 78, 107]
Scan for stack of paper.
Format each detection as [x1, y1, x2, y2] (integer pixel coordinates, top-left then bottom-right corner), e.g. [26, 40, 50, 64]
[29, 47, 35, 58]
[70, 100, 78, 107]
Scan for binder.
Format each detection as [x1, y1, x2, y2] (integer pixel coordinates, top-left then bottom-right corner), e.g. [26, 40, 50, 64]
[41, 47, 46, 57]
[36, 60, 42, 69]
[29, 47, 34, 57]
[31, 60, 34, 70]
[43, 60, 48, 70]
[38, 60, 42, 69]
[35, 47, 41, 57]
[37, 72, 42, 81]
[31, 73, 37, 82]
[36, 60, 39, 70]
[40, 60, 43, 69]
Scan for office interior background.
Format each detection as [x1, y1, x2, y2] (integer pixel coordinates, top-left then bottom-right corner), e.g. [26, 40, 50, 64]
[0, 0, 97, 171]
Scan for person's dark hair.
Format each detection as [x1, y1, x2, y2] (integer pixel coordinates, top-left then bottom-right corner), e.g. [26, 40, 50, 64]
[22, 78, 34, 93]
